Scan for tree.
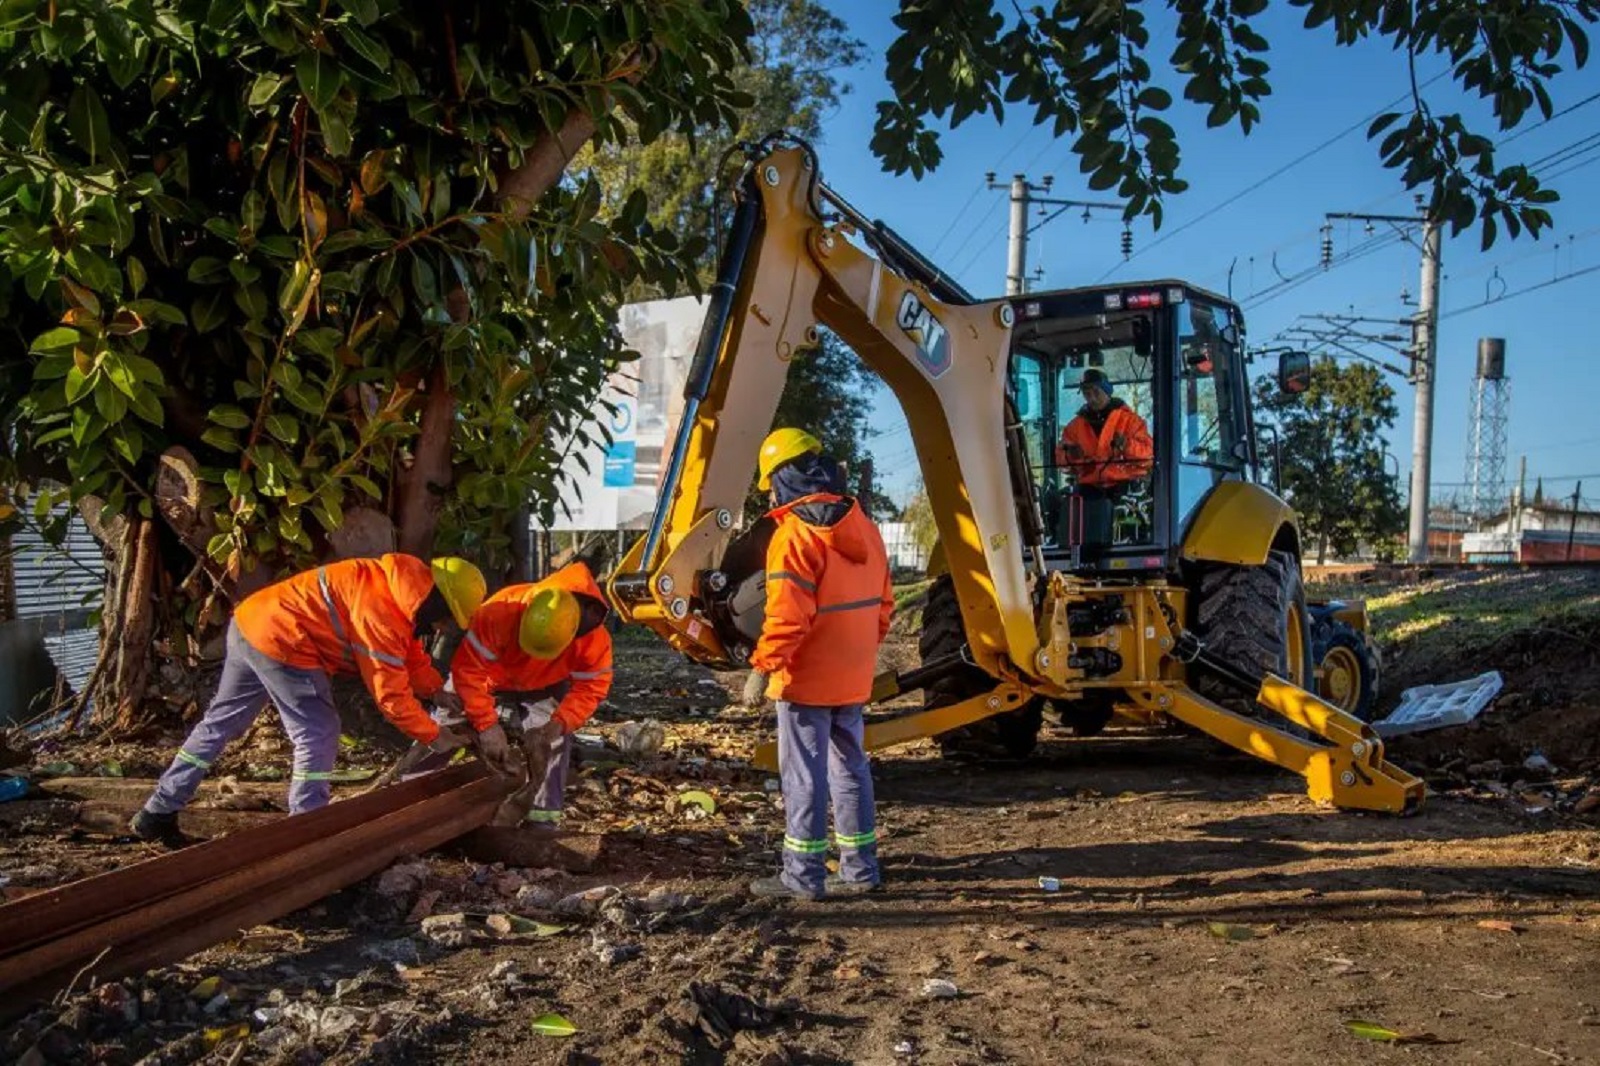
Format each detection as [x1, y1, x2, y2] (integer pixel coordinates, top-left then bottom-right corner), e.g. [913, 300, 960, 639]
[0, 1, 753, 727]
[873, 1, 1594, 249]
[1254, 359, 1405, 564]
[577, 1, 888, 521]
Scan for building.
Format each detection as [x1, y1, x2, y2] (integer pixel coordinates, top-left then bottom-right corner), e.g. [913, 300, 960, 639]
[1460, 501, 1600, 563]
[0, 512, 103, 728]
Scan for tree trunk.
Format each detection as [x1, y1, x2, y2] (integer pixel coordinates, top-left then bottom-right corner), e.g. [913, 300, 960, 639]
[395, 359, 456, 557]
[100, 516, 160, 732]
[1317, 534, 1328, 566]
[496, 108, 600, 217]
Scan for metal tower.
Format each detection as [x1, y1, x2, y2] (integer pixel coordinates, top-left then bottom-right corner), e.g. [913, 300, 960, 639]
[1463, 338, 1510, 517]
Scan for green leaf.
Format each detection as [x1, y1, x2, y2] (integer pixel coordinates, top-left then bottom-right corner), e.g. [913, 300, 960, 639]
[328, 768, 377, 783]
[188, 257, 230, 285]
[1206, 921, 1255, 941]
[1343, 1020, 1445, 1045]
[530, 1013, 577, 1038]
[66, 84, 112, 165]
[265, 413, 300, 443]
[678, 789, 716, 815]
[249, 73, 289, 108]
[65, 365, 94, 403]
[296, 51, 343, 114]
[191, 290, 229, 333]
[209, 404, 252, 430]
[30, 327, 81, 354]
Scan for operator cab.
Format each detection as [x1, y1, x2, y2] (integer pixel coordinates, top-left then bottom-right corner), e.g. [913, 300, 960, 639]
[1007, 282, 1255, 574]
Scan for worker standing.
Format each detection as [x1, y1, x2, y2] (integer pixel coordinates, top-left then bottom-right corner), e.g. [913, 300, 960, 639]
[742, 429, 894, 901]
[132, 554, 495, 847]
[448, 562, 613, 827]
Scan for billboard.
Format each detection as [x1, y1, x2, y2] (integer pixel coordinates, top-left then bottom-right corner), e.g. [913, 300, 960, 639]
[545, 295, 703, 531]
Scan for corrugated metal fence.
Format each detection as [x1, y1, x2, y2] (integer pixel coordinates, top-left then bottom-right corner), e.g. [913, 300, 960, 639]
[2, 514, 104, 727]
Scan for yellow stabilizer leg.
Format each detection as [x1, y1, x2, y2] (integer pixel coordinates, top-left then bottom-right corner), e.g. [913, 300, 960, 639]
[1132, 679, 1425, 813]
[751, 683, 1030, 772]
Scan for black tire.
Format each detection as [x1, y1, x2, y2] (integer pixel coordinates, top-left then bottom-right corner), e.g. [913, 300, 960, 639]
[1191, 549, 1313, 711]
[918, 575, 1043, 760]
[1315, 622, 1382, 722]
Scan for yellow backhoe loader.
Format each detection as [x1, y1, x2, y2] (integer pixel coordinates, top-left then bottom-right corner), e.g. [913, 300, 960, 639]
[608, 135, 1422, 814]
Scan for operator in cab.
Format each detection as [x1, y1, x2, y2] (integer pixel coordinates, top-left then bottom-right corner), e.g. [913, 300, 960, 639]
[132, 555, 492, 848]
[447, 562, 613, 828]
[741, 428, 895, 901]
[1056, 367, 1153, 490]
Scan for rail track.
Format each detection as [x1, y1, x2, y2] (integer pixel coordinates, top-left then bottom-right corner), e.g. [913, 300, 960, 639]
[0, 763, 507, 1019]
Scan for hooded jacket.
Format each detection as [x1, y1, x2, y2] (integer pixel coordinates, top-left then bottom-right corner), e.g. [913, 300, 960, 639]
[449, 562, 614, 733]
[234, 554, 446, 743]
[1057, 399, 1153, 487]
[751, 488, 894, 706]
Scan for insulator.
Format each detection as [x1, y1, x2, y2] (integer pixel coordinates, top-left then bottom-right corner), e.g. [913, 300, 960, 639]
[1120, 226, 1133, 259]
[1320, 226, 1334, 269]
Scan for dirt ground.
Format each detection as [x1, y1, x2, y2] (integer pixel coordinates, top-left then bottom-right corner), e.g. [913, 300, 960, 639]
[4, 572, 1600, 1065]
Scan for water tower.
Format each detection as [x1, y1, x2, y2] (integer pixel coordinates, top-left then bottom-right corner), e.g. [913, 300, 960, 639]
[1463, 338, 1509, 517]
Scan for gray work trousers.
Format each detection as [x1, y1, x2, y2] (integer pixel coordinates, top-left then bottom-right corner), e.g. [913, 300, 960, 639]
[144, 621, 340, 817]
[776, 701, 880, 895]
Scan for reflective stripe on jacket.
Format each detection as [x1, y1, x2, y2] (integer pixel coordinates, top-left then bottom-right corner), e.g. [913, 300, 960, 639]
[1056, 401, 1153, 487]
[234, 554, 445, 743]
[750, 494, 893, 706]
[449, 563, 613, 733]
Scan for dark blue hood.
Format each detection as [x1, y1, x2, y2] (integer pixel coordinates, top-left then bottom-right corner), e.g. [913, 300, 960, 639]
[770, 452, 847, 506]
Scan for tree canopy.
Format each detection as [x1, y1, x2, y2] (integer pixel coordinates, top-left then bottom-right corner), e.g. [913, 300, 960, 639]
[873, 0, 1595, 249]
[1254, 358, 1405, 563]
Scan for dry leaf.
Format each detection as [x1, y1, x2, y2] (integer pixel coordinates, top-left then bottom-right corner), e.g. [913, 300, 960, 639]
[1477, 919, 1523, 934]
[190, 976, 224, 999]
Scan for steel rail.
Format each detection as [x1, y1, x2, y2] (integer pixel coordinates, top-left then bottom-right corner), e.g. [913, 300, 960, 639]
[0, 763, 508, 1018]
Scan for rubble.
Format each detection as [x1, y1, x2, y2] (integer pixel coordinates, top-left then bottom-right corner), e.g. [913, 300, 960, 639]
[419, 912, 472, 948]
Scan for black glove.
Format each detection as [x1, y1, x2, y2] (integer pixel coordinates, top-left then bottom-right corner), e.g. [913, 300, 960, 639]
[741, 670, 770, 708]
[474, 723, 521, 779]
[427, 725, 472, 755]
[430, 690, 465, 718]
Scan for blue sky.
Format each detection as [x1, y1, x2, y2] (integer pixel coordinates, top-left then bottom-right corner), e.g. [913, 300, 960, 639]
[810, 2, 1600, 509]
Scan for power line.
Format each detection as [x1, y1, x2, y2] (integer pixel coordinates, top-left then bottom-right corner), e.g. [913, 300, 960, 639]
[1439, 260, 1600, 321]
[1094, 72, 1450, 284]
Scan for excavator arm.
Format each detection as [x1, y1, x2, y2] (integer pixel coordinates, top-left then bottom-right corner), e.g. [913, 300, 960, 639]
[608, 138, 1041, 684]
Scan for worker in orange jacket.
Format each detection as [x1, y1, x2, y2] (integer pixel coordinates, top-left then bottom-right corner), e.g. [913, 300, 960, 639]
[448, 561, 613, 827]
[1056, 368, 1153, 488]
[741, 429, 894, 901]
[133, 554, 491, 847]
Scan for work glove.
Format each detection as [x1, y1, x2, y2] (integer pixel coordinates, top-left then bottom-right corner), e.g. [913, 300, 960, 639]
[474, 723, 521, 780]
[427, 724, 472, 755]
[430, 690, 465, 719]
[527, 716, 565, 751]
[741, 670, 770, 708]
[1110, 432, 1128, 453]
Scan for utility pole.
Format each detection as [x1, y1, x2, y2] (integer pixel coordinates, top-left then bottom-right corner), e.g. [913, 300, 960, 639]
[1567, 482, 1582, 561]
[1322, 205, 1438, 561]
[1409, 214, 1443, 562]
[988, 173, 1123, 295]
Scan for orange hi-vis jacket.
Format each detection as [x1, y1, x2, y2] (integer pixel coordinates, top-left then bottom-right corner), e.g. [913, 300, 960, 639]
[1056, 400, 1154, 487]
[234, 554, 446, 744]
[449, 563, 614, 734]
[751, 494, 894, 706]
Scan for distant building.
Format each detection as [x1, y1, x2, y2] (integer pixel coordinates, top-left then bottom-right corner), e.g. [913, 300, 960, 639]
[1460, 501, 1600, 563]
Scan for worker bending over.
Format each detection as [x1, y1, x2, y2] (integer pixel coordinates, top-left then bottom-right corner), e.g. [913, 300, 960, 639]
[742, 429, 894, 900]
[133, 554, 493, 847]
[449, 562, 613, 827]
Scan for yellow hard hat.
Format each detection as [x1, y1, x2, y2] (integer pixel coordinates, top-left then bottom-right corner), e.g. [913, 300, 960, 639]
[757, 427, 821, 491]
[430, 557, 487, 629]
[519, 586, 580, 658]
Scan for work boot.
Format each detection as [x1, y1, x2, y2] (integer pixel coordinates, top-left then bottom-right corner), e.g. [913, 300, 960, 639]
[748, 876, 822, 902]
[825, 874, 882, 897]
[129, 809, 192, 850]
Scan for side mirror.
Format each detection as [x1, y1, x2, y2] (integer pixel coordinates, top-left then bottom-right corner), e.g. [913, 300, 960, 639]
[1132, 317, 1151, 357]
[1278, 350, 1311, 395]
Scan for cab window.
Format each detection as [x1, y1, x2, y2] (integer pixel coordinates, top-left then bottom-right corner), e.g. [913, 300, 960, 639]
[1175, 299, 1245, 529]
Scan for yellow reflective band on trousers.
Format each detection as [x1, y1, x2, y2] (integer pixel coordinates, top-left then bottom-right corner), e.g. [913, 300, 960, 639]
[175, 749, 211, 770]
[835, 830, 877, 848]
[290, 770, 337, 781]
[784, 835, 829, 854]
[524, 809, 562, 823]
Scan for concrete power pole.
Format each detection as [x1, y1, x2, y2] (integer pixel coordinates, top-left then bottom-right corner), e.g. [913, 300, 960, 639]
[1407, 215, 1443, 562]
[1005, 175, 1029, 296]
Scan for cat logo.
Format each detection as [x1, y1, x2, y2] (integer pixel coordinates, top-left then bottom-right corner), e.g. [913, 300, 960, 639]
[895, 290, 951, 378]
